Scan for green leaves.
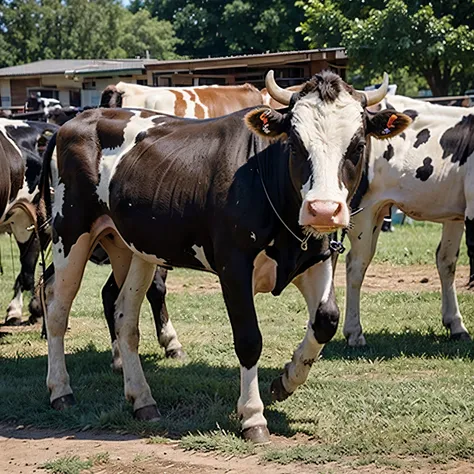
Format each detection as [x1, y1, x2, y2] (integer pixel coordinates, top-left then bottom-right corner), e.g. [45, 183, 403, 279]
[0, 0, 180, 68]
[299, 0, 474, 96]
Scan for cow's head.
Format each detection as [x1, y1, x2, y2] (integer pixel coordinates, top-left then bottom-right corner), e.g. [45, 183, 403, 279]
[246, 70, 411, 235]
[100, 85, 123, 108]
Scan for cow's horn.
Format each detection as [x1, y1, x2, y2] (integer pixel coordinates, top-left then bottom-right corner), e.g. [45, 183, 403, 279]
[358, 72, 389, 106]
[265, 70, 292, 106]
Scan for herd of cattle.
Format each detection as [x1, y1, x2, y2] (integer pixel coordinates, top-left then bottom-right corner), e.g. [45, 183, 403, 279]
[0, 70, 473, 443]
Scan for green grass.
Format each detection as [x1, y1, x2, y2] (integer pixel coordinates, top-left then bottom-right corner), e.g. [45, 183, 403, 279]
[42, 452, 109, 474]
[1, 223, 474, 470]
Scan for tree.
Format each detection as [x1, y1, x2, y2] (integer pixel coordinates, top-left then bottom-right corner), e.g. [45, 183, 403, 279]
[133, 0, 306, 58]
[0, 0, 180, 68]
[299, 0, 474, 96]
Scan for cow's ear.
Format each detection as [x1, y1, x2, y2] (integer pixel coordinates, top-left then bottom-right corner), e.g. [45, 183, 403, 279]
[367, 110, 412, 139]
[245, 107, 288, 139]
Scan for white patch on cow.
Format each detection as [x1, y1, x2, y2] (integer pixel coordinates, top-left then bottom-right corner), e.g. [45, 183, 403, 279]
[6, 288, 23, 322]
[238, 365, 266, 430]
[128, 242, 169, 267]
[300, 176, 311, 200]
[0, 118, 29, 157]
[191, 244, 212, 270]
[51, 181, 68, 270]
[293, 89, 363, 207]
[250, 231, 256, 242]
[96, 111, 164, 208]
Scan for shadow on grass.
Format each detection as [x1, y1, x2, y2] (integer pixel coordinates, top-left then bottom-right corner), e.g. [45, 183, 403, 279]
[324, 329, 474, 361]
[1, 329, 472, 442]
[0, 345, 289, 441]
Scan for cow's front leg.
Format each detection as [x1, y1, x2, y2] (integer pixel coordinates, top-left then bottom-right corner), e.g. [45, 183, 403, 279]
[344, 208, 383, 346]
[114, 254, 159, 420]
[437, 222, 470, 340]
[271, 258, 338, 401]
[218, 252, 269, 444]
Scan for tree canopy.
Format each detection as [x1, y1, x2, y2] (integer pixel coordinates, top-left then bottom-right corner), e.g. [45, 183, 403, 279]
[298, 0, 474, 95]
[0, 0, 180, 68]
[130, 0, 306, 58]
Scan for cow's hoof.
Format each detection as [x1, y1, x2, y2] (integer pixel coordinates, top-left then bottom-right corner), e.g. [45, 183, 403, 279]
[134, 404, 161, 422]
[270, 375, 292, 402]
[451, 331, 471, 342]
[346, 333, 367, 347]
[110, 359, 123, 373]
[51, 394, 76, 411]
[242, 425, 271, 444]
[165, 348, 186, 361]
[4, 316, 22, 326]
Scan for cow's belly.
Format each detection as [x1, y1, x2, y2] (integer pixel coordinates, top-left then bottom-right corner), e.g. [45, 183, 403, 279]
[367, 159, 466, 222]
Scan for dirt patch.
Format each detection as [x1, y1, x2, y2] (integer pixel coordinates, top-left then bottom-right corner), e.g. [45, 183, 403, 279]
[165, 264, 472, 295]
[1, 425, 473, 474]
[334, 263, 471, 293]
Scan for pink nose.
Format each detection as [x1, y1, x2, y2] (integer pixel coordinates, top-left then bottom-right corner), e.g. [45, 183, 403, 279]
[300, 200, 347, 230]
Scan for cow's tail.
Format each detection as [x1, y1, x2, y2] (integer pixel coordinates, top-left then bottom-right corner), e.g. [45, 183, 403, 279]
[36, 131, 57, 333]
[39, 131, 57, 225]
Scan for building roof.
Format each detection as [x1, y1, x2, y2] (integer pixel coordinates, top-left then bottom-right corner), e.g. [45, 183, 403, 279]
[146, 48, 347, 72]
[0, 59, 154, 78]
[0, 48, 347, 78]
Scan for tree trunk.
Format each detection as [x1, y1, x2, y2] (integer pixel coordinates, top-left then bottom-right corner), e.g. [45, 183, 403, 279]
[423, 59, 451, 96]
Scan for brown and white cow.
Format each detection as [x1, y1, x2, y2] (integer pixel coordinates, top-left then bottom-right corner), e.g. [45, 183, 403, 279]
[42, 71, 409, 442]
[100, 82, 265, 118]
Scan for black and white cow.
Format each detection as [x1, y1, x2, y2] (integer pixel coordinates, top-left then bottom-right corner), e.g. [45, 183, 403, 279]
[41, 71, 409, 442]
[0, 119, 58, 325]
[344, 95, 474, 346]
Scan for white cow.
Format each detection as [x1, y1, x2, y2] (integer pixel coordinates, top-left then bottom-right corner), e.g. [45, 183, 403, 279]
[344, 95, 474, 346]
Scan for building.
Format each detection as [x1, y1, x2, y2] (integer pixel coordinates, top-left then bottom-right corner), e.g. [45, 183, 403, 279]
[145, 48, 348, 88]
[0, 59, 153, 111]
[0, 48, 348, 111]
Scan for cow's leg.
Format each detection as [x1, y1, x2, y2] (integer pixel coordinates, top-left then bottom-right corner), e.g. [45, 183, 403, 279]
[465, 217, 474, 288]
[218, 254, 268, 444]
[437, 222, 470, 340]
[147, 267, 185, 359]
[5, 216, 40, 325]
[271, 258, 338, 401]
[46, 233, 91, 409]
[113, 254, 159, 420]
[344, 208, 383, 346]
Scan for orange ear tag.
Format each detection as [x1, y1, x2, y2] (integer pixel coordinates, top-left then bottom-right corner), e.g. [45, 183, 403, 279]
[387, 114, 398, 129]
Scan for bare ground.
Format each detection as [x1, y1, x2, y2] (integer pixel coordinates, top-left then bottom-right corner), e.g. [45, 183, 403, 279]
[1, 425, 473, 474]
[166, 264, 472, 295]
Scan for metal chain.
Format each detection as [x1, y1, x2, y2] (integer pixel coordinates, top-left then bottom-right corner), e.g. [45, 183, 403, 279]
[257, 166, 311, 251]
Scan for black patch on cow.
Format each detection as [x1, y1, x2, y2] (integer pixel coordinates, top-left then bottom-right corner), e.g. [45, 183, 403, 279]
[403, 109, 418, 121]
[311, 286, 339, 344]
[399, 132, 406, 140]
[135, 131, 147, 144]
[383, 144, 394, 161]
[414, 128, 430, 148]
[439, 115, 474, 166]
[294, 70, 345, 104]
[415, 157, 434, 182]
[385, 101, 395, 110]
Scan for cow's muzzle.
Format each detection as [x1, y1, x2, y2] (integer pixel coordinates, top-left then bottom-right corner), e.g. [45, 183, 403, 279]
[300, 200, 349, 232]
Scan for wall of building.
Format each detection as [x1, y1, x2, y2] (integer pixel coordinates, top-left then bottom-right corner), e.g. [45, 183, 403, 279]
[0, 80, 11, 108]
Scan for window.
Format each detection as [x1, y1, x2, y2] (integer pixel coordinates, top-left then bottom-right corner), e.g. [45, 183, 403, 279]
[69, 90, 81, 107]
[82, 81, 96, 90]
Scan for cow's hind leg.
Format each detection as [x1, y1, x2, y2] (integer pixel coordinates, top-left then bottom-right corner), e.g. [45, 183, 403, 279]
[5, 210, 40, 325]
[46, 233, 91, 409]
[271, 258, 338, 401]
[437, 222, 470, 340]
[147, 267, 185, 359]
[113, 254, 159, 420]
